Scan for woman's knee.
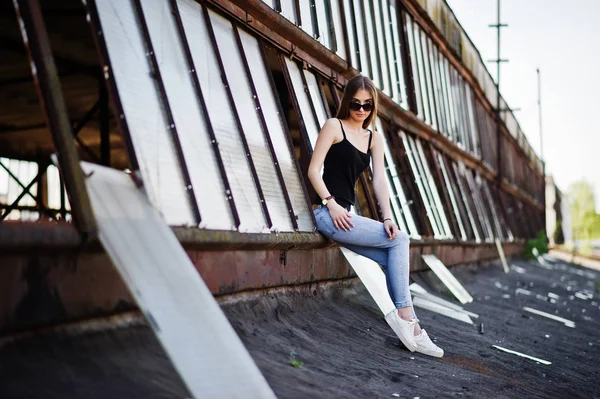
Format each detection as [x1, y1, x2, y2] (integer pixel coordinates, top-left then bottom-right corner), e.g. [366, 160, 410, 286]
[391, 230, 409, 246]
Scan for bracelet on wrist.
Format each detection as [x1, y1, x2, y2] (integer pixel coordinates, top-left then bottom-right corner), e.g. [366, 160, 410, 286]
[382, 218, 392, 223]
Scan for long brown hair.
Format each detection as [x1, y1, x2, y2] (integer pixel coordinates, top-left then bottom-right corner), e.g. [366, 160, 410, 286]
[336, 75, 378, 131]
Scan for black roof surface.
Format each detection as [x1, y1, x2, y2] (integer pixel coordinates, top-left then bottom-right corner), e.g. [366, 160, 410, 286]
[1, 255, 599, 398]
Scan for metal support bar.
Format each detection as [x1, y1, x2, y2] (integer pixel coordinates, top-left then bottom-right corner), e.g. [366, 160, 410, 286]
[12, 0, 97, 241]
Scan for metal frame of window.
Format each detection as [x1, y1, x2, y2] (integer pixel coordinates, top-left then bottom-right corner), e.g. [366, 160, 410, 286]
[412, 22, 432, 126]
[449, 161, 480, 242]
[414, 139, 452, 238]
[233, 24, 299, 230]
[401, 132, 441, 237]
[373, 0, 392, 97]
[169, 0, 241, 228]
[203, 4, 273, 228]
[259, 42, 318, 229]
[343, 0, 360, 70]
[419, 30, 438, 131]
[132, 0, 204, 225]
[363, 0, 382, 89]
[430, 149, 467, 240]
[403, 13, 424, 120]
[463, 168, 494, 241]
[428, 38, 446, 136]
[354, 0, 372, 78]
[377, 119, 421, 238]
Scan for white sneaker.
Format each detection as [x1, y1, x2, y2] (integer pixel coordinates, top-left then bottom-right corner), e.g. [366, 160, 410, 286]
[415, 329, 444, 358]
[385, 310, 417, 352]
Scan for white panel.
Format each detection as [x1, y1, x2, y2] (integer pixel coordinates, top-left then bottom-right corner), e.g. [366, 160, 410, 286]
[452, 161, 481, 242]
[46, 165, 61, 210]
[382, 0, 398, 101]
[373, 0, 390, 97]
[299, 0, 314, 37]
[139, 0, 233, 230]
[404, 15, 423, 119]
[412, 297, 473, 324]
[413, 25, 431, 126]
[285, 58, 319, 149]
[402, 133, 441, 237]
[421, 254, 473, 304]
[303, 69, 328, 128]
[463, 168, 493, 241]
[314, 0, 330, 49]
[280, 0, 296, 24]
[82, 161, 276, 399]
[362, 0, 381, 88]
[95, 0, 194, 226]
[389, 0, 407, 107]
[330, 0, 346, 59]
[522, 307, 575, 328]
[340, 247, 395, 315]
[420, 32, 438, 130]
[342, 0, 358, 68]
[410, 283, 478, 318]
[411, 138, 444, 237]
[375, 119, 420, 238]
[352, 0, 370, 76]
[210, 12, 292, 232]
[492, 345, 552, 365]
[435, 152, 466, 240]
[415, 139, 452, 238]
[495, 238, 510, 274]
[178, 0, 267, 233]
[238, 29, 314, 231]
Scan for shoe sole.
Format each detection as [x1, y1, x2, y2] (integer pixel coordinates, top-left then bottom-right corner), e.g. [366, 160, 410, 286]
[416, 347, 444, 358]
[384, 312, 417, 352]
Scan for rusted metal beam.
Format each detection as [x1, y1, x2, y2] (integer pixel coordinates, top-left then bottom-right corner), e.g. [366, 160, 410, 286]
[0, 218, 524, 254]
[12, 0, 97, 242]
[224, 0, 346, 72]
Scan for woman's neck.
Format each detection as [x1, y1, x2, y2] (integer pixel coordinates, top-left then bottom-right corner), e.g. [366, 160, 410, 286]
[342, 118, 365, 131]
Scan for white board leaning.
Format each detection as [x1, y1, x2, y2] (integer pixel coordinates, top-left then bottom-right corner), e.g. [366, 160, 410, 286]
[421, 254, 473, 304]
[81, 162, 275, 399]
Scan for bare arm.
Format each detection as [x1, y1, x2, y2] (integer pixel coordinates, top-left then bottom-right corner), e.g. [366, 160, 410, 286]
[308, 118, 354, 231]
[370, 130, 398, 239]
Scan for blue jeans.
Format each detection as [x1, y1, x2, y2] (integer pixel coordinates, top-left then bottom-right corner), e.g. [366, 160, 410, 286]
[314, 206, 417, 319]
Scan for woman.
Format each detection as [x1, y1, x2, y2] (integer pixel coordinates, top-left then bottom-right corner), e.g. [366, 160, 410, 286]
[308, 75, 443, 358]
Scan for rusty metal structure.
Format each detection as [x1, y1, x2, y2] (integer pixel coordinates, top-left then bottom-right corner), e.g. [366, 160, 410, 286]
[0, 0, 554, 334]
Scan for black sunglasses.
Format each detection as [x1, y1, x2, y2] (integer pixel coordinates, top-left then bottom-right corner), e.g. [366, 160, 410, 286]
[349, 102, 373, 112]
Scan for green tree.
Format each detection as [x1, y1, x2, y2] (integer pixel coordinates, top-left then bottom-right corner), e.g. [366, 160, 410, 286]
[568, 180, 600, 242]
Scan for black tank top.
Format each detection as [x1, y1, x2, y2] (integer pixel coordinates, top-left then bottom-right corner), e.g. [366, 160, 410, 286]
[315, 119, 373, 209]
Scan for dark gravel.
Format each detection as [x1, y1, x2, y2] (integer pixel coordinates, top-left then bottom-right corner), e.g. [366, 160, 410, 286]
[0, 256, 599, 398]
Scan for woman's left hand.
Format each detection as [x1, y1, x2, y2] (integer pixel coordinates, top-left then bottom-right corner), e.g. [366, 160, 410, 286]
[383, 219, 399, 240]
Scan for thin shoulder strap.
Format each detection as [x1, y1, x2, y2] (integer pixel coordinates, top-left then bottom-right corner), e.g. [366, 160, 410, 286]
[367, 129, 373, 152]
[337, 119, 347, 140]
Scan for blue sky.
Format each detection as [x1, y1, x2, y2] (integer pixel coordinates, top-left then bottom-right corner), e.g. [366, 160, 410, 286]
[446, 0, 600, 212]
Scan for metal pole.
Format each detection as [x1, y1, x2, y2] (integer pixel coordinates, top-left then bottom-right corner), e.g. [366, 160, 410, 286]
[488, 0, 508, 188]
[12, 0, 97, 242]
[495, 0, 502, 186]
[538, 67, 547, 238]
[537, 68, 544, 172]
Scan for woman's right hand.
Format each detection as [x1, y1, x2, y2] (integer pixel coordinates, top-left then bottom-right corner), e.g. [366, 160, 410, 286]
[328, 202, 354, 231]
